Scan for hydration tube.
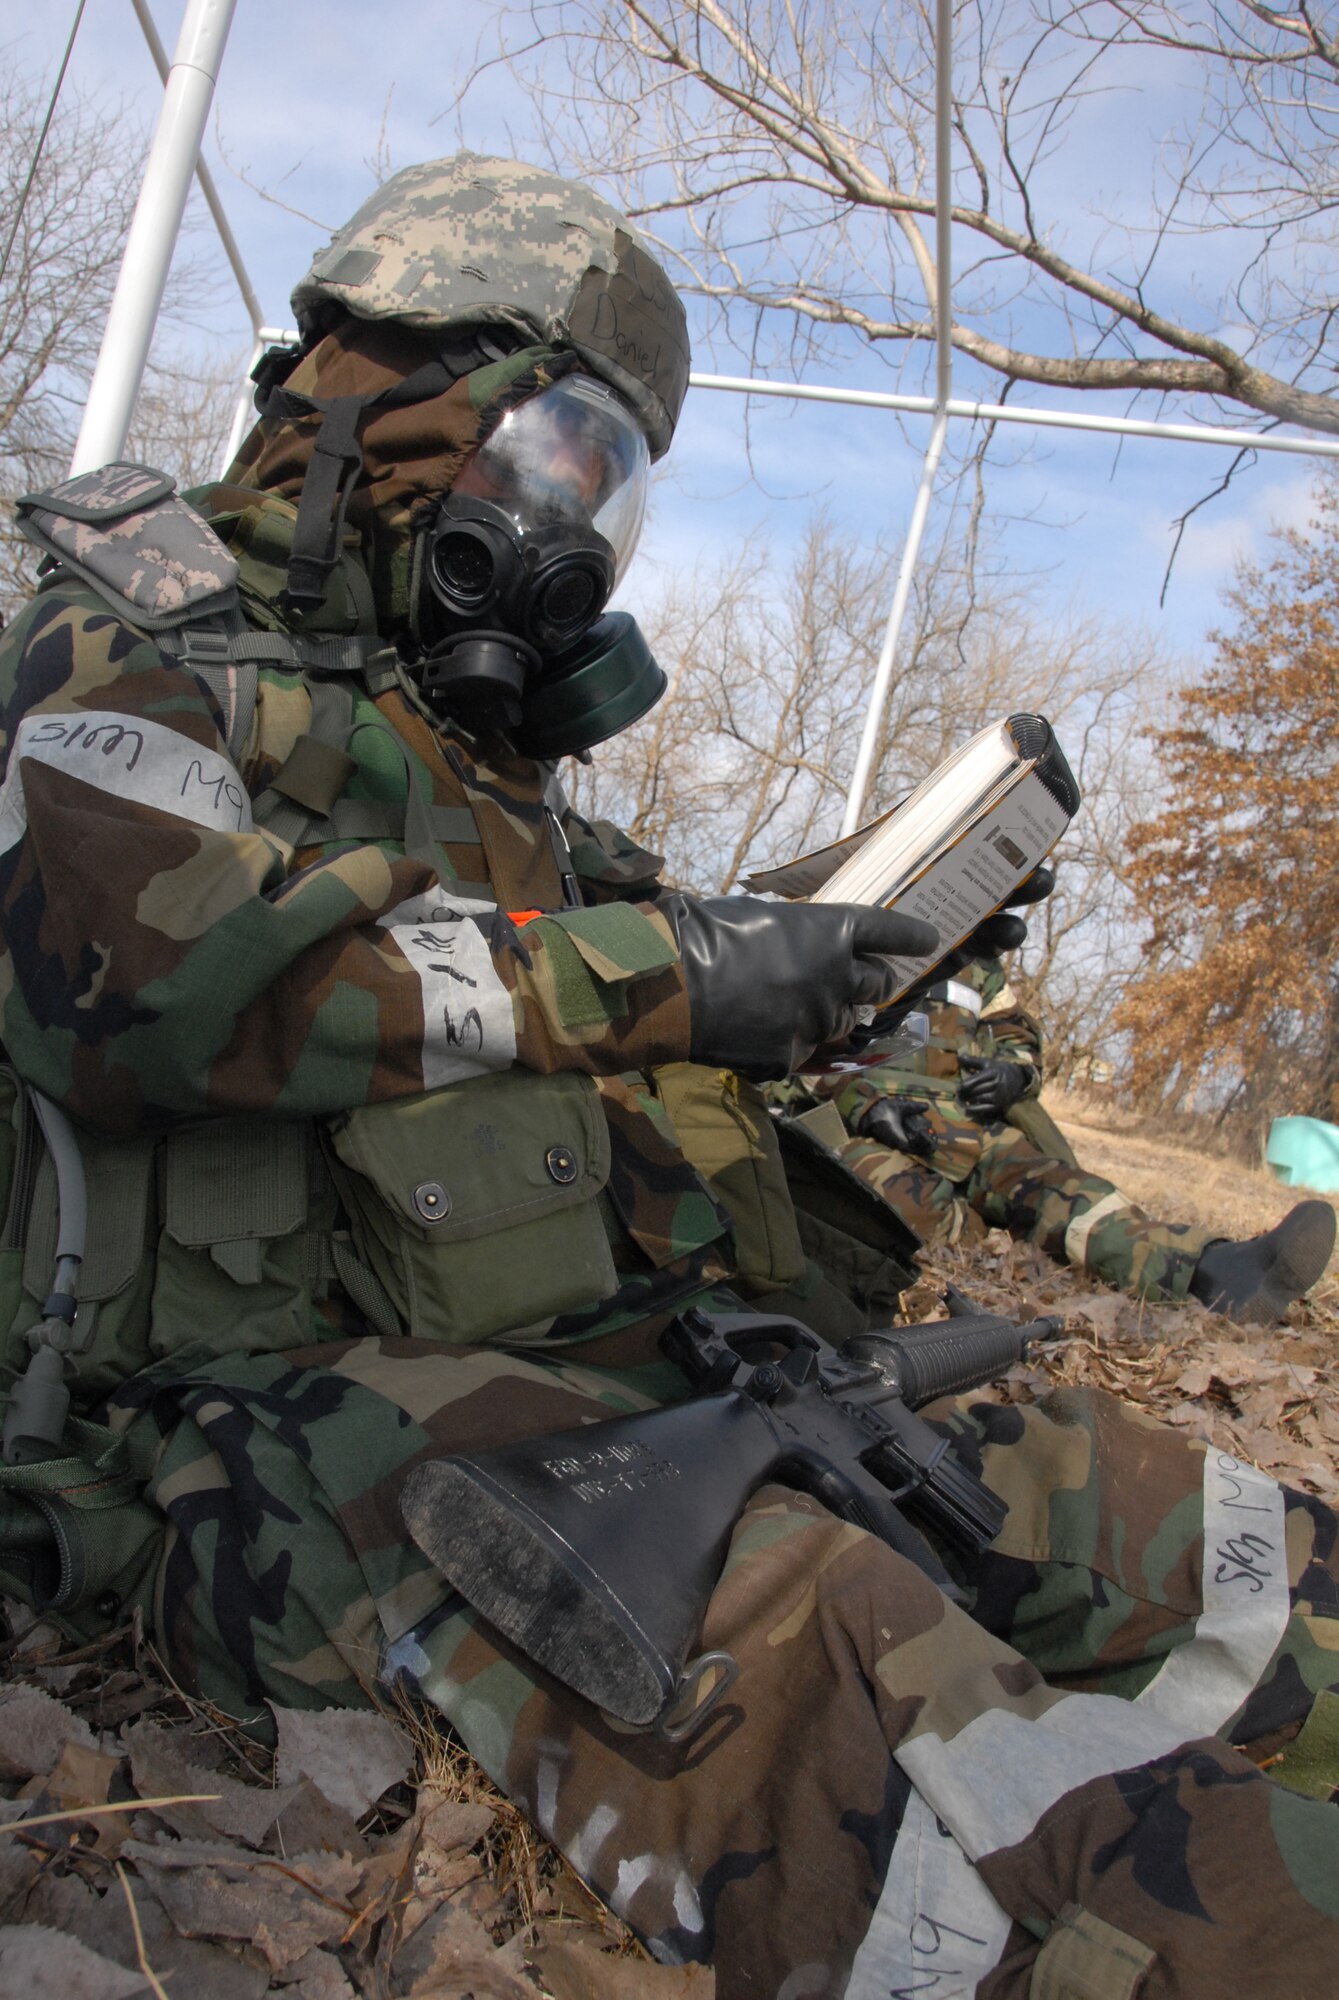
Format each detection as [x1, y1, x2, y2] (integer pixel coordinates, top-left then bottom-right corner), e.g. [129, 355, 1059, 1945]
[1, 1089, 88, 1464]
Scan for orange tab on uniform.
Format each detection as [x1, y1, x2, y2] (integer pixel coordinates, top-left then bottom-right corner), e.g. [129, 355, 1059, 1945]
[508, 909, 546, 926]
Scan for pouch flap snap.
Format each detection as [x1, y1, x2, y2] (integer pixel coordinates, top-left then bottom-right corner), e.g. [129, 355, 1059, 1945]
[163, 1121, 309, 1248]
[329, 1070, 610, 1244]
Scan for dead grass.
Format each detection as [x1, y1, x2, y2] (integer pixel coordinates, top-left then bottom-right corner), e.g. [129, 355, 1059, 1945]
[1047, 1086, 1339, 1258]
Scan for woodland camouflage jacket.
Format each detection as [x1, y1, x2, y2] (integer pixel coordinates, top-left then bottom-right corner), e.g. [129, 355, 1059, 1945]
[0, 554, 732, 1349]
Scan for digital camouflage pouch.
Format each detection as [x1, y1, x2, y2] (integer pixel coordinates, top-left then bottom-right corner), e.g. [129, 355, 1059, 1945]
[16, 463, 239, 628]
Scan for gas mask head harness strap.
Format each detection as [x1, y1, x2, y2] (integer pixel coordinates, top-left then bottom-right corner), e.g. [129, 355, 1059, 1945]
[249, 152, 692, 755]
[252, 337, 667, 757]
[251, 323, 508, 610]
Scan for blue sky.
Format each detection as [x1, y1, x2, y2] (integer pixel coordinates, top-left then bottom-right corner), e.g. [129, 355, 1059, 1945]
[16, 0, 1337, 696]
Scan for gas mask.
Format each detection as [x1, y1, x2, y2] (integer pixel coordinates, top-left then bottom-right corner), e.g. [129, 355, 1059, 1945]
[411, 374, 666, 756]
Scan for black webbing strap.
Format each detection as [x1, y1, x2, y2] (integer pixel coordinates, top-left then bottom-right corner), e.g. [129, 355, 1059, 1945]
[163, 613, 274, 763]
[278, 391, 369, 604]
[258, 356, 465, 606]
[253, 679, 357, 849]
[162, 621, 377, 766]
[266, 735, 358, 817]
[164, 597, 497, 892]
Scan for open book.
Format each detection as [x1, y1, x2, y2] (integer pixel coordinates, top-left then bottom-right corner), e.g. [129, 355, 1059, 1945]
[746, 714, 1081, 1002]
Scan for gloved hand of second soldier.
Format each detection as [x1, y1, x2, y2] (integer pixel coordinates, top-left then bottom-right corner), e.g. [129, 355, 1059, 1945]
[958, 1054, 1029, 1119]
[658, 894, 939, 1080]
[858, 1097, 935, 1157]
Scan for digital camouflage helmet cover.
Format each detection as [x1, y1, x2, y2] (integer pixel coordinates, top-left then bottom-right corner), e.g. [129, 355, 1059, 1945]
[292, 153, 691, 459]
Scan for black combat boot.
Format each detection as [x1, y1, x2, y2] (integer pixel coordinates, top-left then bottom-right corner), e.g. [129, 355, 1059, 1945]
[1188, 1200, 1336, 1325]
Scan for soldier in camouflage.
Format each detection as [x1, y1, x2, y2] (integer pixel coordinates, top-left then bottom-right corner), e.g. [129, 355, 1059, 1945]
[0, 155, 1336, 1998]
[789, 951, 1336, 1324]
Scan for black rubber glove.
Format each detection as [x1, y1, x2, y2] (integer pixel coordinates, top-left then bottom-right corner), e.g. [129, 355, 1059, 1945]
[849, 867, 1057, 1049]
[859, 1097, 935, 1157]
[658, 894, 939, 1080]
[958, 1054, 1030, 1119]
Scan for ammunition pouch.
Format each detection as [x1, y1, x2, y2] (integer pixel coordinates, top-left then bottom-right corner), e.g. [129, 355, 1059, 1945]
[14, 1097, 158, 1401]
[0, 1075, 378, 1629]
[152, 1118, 351, 1362]
[325, 1070, 619, 1343]
[772, 1116, 921, 1331]
[652, 1064, 805, 1298]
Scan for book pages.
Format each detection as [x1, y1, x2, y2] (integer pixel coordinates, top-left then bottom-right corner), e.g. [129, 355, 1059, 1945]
[745, 715, 1077, 1004]
[744, 813, 896, 900]
[844, 768, 1070, 996]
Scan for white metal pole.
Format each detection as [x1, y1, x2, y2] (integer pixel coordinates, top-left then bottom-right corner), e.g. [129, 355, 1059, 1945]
[839, 411, 950, 838]
[70, 0, 239, 475]
[689, 373, 1339, 460]
[840, 0, 955, 835]
[217, 323, 298, 476]
[130, 0, 262, 335]
[220, 337, 266, 474]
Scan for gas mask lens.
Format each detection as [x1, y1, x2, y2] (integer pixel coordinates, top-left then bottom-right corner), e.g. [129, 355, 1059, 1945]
[416, 374, 653, 729]
[453, 374, 650, 584]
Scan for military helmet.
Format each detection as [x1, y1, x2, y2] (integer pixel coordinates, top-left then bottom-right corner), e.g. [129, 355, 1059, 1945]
[291, 153, 690, 460]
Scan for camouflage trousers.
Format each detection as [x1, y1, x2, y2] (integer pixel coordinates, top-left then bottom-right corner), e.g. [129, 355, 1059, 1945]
[105, 1328, 1339, 1999]
[839, 1097, 1216, 1299]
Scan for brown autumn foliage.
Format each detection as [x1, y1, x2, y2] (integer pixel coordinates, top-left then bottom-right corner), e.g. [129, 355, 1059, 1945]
[1118, 475, 1339, 1144]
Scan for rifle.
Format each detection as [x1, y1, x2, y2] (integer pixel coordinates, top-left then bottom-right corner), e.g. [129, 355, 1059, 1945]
[401, 1300, 1059, 1738]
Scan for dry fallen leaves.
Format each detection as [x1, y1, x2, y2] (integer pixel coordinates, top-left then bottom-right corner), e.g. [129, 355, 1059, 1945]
[0, 1614, 713, 1998]
[916, 1228, 1339, 1508]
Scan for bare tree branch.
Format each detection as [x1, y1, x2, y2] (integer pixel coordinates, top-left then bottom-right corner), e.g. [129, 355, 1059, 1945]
[455, 0, 1339, 435]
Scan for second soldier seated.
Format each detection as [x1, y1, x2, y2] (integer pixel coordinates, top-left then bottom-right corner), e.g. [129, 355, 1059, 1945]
[780, 949, 1336, 1323]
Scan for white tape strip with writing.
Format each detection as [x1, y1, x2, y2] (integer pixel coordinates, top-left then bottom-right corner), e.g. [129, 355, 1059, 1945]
[845, 1790, 1014, 2000]
[0, 710, 252, 850]
[1134, 1448, 1289, 1736]
[896, 1692, 1192, 1863]
[1063, 1189, 1133, 1267]
[381, 892, 516, 1088]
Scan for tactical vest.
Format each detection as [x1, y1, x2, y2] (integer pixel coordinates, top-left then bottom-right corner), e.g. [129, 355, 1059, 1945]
[0, 468, 723, 1612]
